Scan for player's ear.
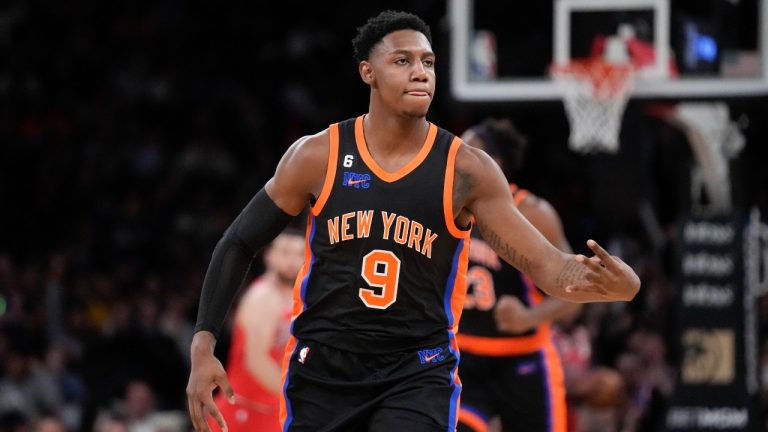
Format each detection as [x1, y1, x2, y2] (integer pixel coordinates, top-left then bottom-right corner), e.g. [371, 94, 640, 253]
[359, 61, 374, 85]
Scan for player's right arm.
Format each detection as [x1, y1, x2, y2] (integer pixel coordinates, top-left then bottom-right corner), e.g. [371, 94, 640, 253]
[187, 131, 330, 432]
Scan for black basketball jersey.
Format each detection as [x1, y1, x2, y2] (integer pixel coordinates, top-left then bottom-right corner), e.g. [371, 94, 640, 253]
[457, 185, 553, 356]
[289, 115, 471, 354]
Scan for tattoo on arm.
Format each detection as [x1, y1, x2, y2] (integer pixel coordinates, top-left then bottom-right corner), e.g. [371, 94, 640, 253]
[454, 161, 531, 275]
[477, 221, 533, 274]
[555, 259, 587, 289]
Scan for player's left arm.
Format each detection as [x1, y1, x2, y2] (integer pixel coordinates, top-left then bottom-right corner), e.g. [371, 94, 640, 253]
[453, 144, 640, 303]
[528, 197, 583, 307]
[494, 196, 581, 333]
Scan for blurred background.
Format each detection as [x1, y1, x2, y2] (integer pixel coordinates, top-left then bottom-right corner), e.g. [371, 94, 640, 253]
[0, 0, 767, 431]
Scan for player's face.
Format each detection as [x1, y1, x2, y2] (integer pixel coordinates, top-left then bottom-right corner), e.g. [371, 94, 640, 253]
[363, 30, 435, 118]
[266, 234, 305, 286]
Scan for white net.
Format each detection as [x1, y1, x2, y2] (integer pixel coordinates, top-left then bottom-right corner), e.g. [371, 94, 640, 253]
[551, 60, 634, 154]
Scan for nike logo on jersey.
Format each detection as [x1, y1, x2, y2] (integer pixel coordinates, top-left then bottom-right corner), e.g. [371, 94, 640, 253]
[417, 347, 445, 364]
[342, 171, 371, 189]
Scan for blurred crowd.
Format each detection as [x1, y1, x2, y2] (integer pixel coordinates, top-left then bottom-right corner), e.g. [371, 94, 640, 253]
[1, 1, 767, 431]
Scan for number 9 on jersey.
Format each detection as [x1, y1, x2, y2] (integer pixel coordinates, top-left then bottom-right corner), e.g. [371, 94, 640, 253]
[359, 249, 401, 309]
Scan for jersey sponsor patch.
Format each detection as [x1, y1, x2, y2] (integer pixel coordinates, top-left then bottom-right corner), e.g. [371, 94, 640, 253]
[417, 347, 445, 364]
[342, 171, 371, 189]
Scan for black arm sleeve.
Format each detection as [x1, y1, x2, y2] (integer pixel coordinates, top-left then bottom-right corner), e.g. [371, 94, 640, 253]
[194, 188, 295, 338]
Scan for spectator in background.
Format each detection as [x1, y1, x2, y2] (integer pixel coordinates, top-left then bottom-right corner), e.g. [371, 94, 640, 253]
[92, 409, 128, 432]
[43, 344, 85, 431]
[616, 328, 674, 432]
[159, 294, 196, 368]
[207, 228, 304, 432]
[0, 350, 59, 422]
[552, 306, 628, 432]
[551, 311, 593, 432]
[121, 380, 186, 432]
[31, 417, 66, 432]
[79, 287, 187, 431]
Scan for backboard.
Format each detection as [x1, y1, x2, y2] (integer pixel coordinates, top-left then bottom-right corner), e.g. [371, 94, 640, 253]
[449, 0, 768, 101]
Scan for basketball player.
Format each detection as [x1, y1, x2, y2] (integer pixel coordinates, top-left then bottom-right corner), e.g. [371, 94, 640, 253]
[206, 228, 304, 432]
[456, 119, 580, 432]
[187, 10, 640, 432]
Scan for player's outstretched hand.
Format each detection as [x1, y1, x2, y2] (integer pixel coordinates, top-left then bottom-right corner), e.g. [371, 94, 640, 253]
[187, 332, 235, 432]
[494, 295, 536, 334]
[565, 240, 640, 301]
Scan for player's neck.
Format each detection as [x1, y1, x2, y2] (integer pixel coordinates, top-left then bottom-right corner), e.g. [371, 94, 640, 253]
[276, 278, 295, 294]
[266, 271, 296, 294]
[362, 110, 429, 155]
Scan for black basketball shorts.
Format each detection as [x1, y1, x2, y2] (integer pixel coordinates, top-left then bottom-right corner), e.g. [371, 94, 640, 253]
[281, 338, 462, 432]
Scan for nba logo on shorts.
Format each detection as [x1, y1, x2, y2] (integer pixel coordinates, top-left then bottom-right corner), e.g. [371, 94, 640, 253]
[298, 346, 310, 364]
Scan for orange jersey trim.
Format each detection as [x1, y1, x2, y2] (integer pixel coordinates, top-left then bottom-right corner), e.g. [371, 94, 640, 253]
[278, 336, 297, 428]
[447, 238, 470, 432]
[290, 216, 314, 321]
[523, 273, 545, 305]
[354, 115, 437, 183]
[280, 214, 317, 427]
[450, 330, 464, 431]
[444, 137, 472, 239]
[310, 123, 339, 215]
[449, 239, 470, 334]
[456, 325, 552, 356]
[543, 340, 568, 432]
[458, 408, 489, 432]
[510, 183, 530, 207]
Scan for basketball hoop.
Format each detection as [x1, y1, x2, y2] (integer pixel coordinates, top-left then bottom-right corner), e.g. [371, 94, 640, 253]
[550, 59, 634, 154]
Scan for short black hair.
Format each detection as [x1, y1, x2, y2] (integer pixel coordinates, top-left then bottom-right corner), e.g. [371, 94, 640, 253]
[471, 118, 528, 177]
[352, 10, 432, 63]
